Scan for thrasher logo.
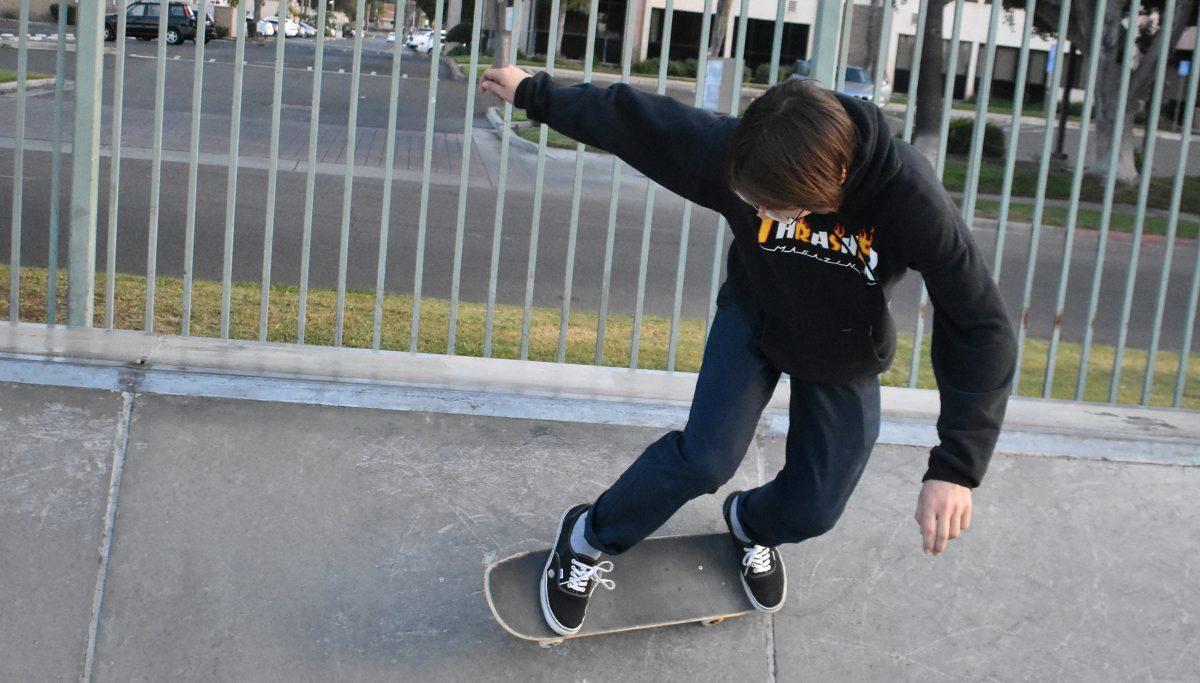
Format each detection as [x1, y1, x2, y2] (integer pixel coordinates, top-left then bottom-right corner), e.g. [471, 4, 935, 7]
[756, 217, 879, 284]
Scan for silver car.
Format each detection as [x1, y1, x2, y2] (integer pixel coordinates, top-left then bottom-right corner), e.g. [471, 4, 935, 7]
[790, 60, 892, 105]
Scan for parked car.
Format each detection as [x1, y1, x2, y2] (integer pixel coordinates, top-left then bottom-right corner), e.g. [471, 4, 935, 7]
[297, 21, 318, 38]
[790, 60, 892, 105]
[410, 29, 445, 54]
[405, 28, 431, 48]
[103, 1, 214, 45]
[386, 31, 396, 43]
[255, 17, 275, 36]
[264, 17, 301, 38]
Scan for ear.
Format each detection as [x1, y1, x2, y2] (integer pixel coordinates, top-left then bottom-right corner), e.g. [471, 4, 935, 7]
[839, 167, 848, 184]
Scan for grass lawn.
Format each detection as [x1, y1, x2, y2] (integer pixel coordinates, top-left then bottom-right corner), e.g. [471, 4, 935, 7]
[3, 264, 1196, 410]
[941, 158, 1200, 216]
[0, 69, 52, 83]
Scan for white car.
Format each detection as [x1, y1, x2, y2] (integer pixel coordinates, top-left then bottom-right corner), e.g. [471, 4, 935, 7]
[298, 21, 317, 38]
[255, 17, 275, 36]
[405, 28, 431, 47]
[410, 29, 445, 54]
[386, 31, 395, 43]
[264, 17, 300, 38]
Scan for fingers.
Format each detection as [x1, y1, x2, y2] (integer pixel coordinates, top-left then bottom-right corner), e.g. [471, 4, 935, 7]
[962, 503, 971, 531]
[933, 511, 949, 556]
[918, 509, 935, 555]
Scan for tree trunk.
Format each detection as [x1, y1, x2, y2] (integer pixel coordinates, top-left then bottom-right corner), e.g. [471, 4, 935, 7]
[708, 0, 732, 58]
[910, 0, 945, 162]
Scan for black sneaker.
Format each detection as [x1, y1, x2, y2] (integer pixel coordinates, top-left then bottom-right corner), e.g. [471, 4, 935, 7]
[540, 503, 615, 636]
[722, 491, 786, 612]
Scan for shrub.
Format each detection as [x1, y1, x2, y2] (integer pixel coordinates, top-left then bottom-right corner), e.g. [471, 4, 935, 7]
[446, 22, 472, 44]
[632, 58, 659, 74]
[752, 62, 793, 84]
[945, 118, 1006, 159]
[446, 44, 471, 57]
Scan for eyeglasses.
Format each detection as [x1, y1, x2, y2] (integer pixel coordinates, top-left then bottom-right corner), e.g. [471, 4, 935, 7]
[734, 190, 811, 225]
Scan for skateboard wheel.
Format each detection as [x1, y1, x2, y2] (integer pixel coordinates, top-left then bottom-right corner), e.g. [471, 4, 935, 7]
[700, 618, 724, 627]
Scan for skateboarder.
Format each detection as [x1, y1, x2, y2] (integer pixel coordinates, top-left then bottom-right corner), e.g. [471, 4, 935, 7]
[480, 66, 1017, 637]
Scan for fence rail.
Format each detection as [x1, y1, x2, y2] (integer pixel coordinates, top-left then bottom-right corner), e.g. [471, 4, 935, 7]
[2, 0, 1199, 410]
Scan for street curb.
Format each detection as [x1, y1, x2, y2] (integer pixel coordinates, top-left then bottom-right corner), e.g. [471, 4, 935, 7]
[0, 76, 55, 93]
[441, 54, 464, 82]
[485, 105, 611, 159]
[2, 321, 1197, 466]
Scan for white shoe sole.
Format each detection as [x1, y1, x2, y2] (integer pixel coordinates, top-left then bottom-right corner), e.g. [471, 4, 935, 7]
[539, 505, 584, 637]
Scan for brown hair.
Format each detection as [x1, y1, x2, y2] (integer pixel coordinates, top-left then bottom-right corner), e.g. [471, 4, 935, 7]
[726, 78, 856, 215]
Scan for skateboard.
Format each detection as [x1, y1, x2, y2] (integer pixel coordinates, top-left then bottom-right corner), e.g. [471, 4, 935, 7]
[484, 533, 757, 646]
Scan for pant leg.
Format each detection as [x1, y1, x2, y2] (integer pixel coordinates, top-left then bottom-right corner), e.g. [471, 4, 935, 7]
[736, 374, 882, 548]
[583, 282, 782, 555]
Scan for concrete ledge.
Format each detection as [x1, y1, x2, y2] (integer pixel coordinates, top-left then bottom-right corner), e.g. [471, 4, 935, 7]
[2, 321, 1197, 465]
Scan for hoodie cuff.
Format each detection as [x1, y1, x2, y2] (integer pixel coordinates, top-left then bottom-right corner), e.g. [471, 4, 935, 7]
[921, 451, 979, 489]
[513, 71, 548, 113]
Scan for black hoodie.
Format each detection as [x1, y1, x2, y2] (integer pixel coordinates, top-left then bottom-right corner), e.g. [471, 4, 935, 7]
[514, 72, 1018, 489]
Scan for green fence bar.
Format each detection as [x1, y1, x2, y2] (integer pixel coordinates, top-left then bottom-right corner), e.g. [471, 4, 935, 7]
[835, 0, 854, 92]
[297, 1, 329, 344]
[556, 0, 602, 364]
[1042, 0, 1106, 398]
[373, 4, 409, 351]
[220, 0, 249, 339]
[902, 0, 930, 142]
[9, 0, 29, 323]
[594, 1, 638, 365]
[961, 0, 1002, 224]
[46, 0, 67, 324]
[105, 0, 130, 329]
[258, 0, 288, 342]
[484, 0, 525, 357]
[809, 0, 842, 86]
[66, 0, 104, 327]
[409, 0, 445, 353]
[1147, 15, 1200, 405]
[520, 0, 564, 361]
[1074, 0, 1143, 401]
[871, 0, 893, 104]
[705, 0, 753, 345]
[447, 0, 487, 355]
[182, 0, 210, 336]
[992, 0, 1037, 280]
[1174, 236, 1200, 407]
[1108, 0, 1175, 402]
[666, 0, 715, 371]
[768, 0, 785, 87]
[1012, 0, 1071, 395]
[629, 0, 677, 369]
[144, 0, 171, 332]
[335, 3, 367, 347]
[909, 0, 965, 388]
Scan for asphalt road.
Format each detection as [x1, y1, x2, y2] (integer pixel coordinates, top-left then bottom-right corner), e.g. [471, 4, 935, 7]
[1, 35, 1199, 353]
[3, 146, 1198, 352]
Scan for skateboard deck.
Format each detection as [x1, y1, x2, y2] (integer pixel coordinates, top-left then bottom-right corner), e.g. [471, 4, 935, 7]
[484, 533, 756, 646]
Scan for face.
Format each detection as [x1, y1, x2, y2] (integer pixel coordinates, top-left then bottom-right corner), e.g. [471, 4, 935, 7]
[734, 168, 847, 225]
[734, 189, 811, 225]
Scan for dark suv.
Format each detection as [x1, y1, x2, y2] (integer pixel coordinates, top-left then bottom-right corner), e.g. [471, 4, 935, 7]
[104, 2, 215, 45]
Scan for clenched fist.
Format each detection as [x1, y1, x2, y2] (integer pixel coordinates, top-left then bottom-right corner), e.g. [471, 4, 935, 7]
[480, 65, 531, 105]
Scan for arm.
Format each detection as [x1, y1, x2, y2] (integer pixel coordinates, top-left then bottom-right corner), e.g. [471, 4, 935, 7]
[907, 188, 1018, 555]
[481, 66, 733, 212]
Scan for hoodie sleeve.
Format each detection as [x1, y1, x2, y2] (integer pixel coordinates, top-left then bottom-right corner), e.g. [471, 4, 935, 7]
[905, 186, 1018, 489]
[514, 71, 733, 213]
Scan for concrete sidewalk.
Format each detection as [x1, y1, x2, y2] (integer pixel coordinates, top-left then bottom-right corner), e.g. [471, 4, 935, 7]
[2, 357, 1198, 680]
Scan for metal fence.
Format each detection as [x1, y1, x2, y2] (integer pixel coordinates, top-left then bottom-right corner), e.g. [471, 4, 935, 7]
[2, 0, 1199, 410]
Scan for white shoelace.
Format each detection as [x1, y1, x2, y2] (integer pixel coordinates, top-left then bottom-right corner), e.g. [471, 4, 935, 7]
[564, 558, 616, 595]
[743, 545, 773, 575]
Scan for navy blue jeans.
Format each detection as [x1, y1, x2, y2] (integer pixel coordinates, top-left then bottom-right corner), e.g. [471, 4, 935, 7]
[583, 281, 882, 554]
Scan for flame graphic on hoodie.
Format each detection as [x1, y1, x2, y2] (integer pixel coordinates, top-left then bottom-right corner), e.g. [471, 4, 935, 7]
[756, 218, 879, 284]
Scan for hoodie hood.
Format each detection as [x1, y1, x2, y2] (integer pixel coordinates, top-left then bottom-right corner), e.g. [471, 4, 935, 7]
[834, 93, 903, 221]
